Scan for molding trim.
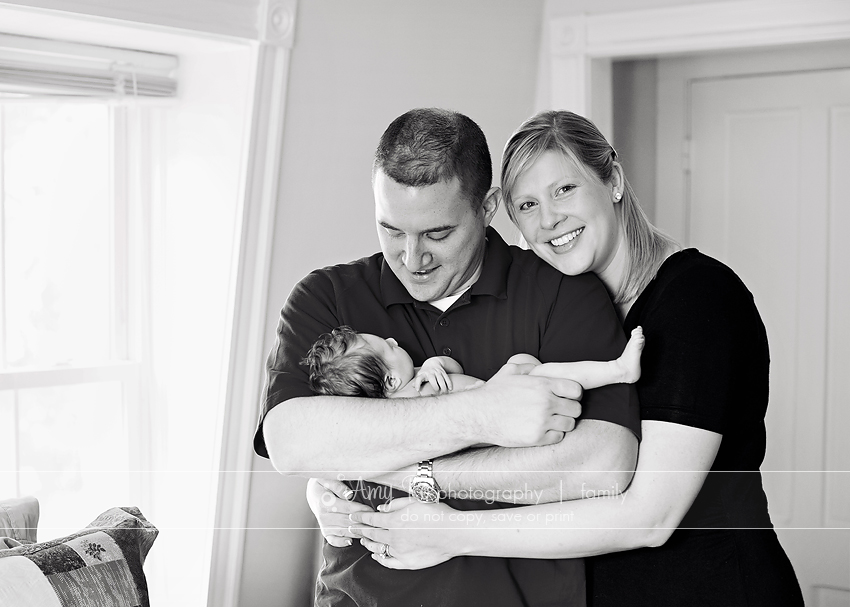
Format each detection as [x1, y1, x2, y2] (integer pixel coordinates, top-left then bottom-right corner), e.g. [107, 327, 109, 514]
[259, 0, 297, 48]
[206, 38, 293, 607]
[546, 0, 850, 113]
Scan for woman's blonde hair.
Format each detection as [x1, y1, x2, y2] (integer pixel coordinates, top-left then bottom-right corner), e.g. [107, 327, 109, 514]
[501, 110, 677, 304]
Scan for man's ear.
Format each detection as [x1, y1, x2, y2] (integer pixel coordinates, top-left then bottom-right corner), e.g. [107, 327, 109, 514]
[481, 187, 500, 227]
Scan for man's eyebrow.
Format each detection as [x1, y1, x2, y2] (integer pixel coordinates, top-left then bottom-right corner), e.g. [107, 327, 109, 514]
[378, 221, 455, 233]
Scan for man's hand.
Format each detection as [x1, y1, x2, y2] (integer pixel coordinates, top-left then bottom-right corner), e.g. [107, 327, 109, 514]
[306, 478, 374, 547]
[474, 362, 582, 447]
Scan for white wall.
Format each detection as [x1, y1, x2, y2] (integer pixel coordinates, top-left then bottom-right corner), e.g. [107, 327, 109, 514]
[612, 59, 658, 222]
[242, 2, 546, 605]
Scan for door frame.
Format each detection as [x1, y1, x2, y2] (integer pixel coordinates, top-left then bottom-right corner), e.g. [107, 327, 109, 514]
[542, 0, 850, 141]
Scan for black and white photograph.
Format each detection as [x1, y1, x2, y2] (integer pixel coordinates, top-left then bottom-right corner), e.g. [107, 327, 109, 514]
[0, 0, 848, 605]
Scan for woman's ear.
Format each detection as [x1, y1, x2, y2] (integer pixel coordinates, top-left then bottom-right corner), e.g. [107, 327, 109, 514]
[611, 161, 625, 202]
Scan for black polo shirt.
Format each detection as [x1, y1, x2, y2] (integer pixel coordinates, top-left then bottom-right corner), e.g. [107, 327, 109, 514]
[255, 227, 639, 607]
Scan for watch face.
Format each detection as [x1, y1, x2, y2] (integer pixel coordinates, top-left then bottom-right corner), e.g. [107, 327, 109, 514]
[412, 483, 439, 503]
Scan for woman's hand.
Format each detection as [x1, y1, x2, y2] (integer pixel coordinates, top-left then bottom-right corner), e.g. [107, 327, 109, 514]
[306, 478, 374, 548]
[348, 498, 465, 569]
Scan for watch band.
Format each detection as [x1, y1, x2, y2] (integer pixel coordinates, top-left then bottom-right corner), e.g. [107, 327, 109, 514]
[411, 459, 441, 503]
[418, 459, 434, 479]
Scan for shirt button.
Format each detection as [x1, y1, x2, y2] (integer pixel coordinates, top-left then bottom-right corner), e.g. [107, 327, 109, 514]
[439, 318, 449, 327]
[442, 347, 452, 356]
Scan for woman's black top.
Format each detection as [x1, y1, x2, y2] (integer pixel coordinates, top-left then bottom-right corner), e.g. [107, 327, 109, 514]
[587, 249, 803, 606]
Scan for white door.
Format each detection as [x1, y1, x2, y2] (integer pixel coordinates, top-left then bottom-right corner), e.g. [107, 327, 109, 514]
[688, 69, 850, 606]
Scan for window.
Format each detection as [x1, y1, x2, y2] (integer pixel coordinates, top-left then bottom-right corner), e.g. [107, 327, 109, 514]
[0, 102, 140, 534]
[0, 19, 262, 605]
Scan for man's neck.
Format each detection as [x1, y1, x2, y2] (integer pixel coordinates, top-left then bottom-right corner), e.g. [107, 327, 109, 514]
[429, 262, 483, 311]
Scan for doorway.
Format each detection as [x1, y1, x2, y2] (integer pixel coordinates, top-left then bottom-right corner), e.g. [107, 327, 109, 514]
[639, 43, 850, 605]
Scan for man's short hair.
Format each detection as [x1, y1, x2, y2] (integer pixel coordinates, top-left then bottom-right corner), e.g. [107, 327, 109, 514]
[373, 108, 492, 208]
[302, 326, 389, 398]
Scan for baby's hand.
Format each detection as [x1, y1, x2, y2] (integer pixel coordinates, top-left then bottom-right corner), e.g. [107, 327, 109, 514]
[413, 364, 453, 394]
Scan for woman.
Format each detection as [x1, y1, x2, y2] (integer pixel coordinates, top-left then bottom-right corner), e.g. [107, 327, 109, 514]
[345, 110, 804, 606]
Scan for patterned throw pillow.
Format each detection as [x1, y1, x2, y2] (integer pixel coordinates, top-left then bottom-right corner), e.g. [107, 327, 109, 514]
[0, 506, 158, 607]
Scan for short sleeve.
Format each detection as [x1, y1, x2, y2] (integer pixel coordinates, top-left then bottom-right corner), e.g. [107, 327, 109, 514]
[253, 270, 342, 457]
[540, 273, 641, 439]
[632, 265, 748, 434]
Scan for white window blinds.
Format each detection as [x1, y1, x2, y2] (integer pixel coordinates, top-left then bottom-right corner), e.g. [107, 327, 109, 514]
[0, 33, 177, 98]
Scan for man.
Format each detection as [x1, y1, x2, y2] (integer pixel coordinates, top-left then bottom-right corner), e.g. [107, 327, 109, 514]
[254, 108, 639, 606]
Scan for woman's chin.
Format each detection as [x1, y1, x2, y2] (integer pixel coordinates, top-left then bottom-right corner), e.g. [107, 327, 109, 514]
[525, 240, 590, 276]
[541, 250, 589, 276]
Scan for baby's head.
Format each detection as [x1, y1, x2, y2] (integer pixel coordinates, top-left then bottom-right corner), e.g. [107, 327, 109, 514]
[302, 326, 415, 397]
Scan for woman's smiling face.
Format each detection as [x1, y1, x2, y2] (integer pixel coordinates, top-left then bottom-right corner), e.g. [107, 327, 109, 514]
[508, 150, 624, 281]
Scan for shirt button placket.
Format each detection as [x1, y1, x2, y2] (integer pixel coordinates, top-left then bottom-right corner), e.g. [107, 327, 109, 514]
[438, 317, 450, 356]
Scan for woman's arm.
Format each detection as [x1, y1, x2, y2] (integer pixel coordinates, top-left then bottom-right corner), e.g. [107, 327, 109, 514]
[350, 420, 721, 569]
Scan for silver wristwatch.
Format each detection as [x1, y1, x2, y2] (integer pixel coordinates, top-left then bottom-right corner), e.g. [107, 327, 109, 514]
[410, 459, 440, 503]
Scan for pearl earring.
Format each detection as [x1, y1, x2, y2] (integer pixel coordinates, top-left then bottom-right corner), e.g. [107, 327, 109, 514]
[614, 192, 622, 201]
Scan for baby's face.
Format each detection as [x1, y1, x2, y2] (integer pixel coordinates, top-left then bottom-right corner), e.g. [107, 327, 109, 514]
[357, 334, 415, 386]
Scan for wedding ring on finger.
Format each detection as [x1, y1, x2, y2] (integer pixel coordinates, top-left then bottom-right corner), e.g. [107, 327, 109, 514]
[379, 543, 391, 559]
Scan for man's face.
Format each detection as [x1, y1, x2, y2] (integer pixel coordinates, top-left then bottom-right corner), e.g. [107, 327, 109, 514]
[374, 169, 495, 302]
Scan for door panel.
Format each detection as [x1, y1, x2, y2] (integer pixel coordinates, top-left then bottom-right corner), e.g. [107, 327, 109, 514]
[689, 68, 850, 604]
[826, 107, 850, 532]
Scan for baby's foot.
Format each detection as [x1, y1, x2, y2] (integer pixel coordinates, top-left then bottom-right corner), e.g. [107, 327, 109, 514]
[616, 327, 645, 384]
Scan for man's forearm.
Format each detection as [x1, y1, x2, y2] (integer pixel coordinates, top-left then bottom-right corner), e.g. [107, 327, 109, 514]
[265, 370, 584, 478]
[264, 392, 481, 476]
[371, 420, 637, 503]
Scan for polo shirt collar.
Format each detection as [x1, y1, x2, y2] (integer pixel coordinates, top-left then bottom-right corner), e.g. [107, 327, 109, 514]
[380, 260, 414, 307]
[470, 227, 510, 300]
[379, 226, 511, 308]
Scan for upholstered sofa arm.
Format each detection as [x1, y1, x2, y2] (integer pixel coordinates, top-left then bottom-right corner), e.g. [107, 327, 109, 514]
[0, 496, 39, 546]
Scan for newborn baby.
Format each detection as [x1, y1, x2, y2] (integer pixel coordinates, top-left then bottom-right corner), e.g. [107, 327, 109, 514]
[303, 325, 644, 399]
